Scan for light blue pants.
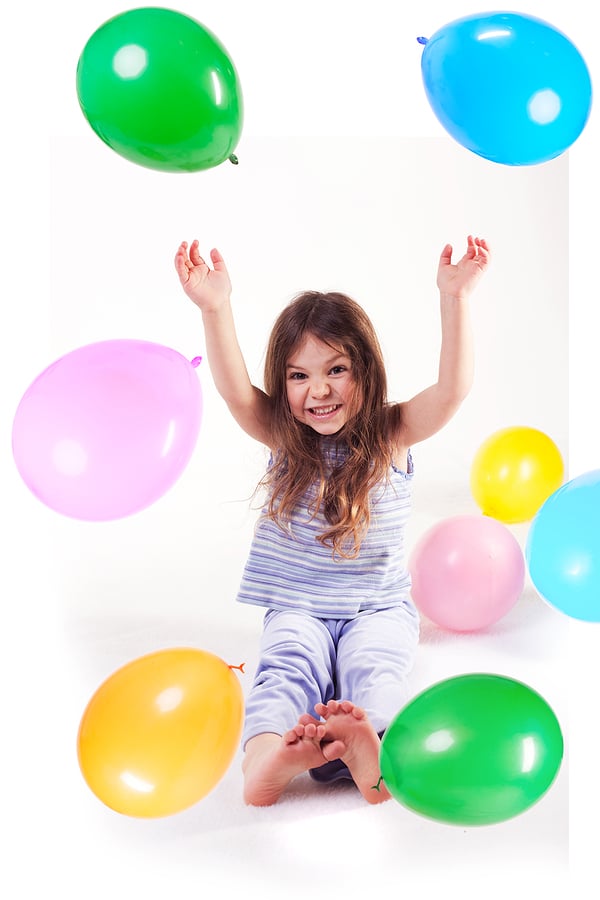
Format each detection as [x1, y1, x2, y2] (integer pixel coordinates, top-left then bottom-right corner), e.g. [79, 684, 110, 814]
[242, 604, 420, 750]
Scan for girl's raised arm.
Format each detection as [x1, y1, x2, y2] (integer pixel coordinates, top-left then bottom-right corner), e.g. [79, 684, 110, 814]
[175, 241, 274, 446]
[394, 235, 491, 448]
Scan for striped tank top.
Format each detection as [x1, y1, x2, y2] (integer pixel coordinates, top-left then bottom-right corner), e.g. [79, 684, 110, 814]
[236, 441, 414, 619]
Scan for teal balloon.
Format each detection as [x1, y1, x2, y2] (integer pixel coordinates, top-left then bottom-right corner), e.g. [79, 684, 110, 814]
[420, 12, 592, 165]
[380, 674, 563, 826]
[76, 7, 243, 172]
[526, 469, 600, 622]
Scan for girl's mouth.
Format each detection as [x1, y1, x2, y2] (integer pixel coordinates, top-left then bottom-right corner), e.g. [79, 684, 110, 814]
[307, 404, 341, 418]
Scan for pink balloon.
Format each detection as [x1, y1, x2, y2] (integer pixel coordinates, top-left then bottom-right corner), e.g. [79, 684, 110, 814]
[12, 340, 202, 520]
[409, 515, 525, 632]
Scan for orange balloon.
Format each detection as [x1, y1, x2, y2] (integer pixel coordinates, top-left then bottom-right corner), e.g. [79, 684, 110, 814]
[77, 647, 244, 817]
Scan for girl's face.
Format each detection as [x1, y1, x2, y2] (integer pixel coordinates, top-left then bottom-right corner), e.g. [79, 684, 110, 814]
[285, 334, 357, 435]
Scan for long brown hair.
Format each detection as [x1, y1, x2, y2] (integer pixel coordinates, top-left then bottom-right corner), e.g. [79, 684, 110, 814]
[261, 290, 400, 558]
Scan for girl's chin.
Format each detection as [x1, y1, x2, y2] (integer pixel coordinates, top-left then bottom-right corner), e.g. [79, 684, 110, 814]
[311, 426, 343, 435]
[306, 419, 346, 435]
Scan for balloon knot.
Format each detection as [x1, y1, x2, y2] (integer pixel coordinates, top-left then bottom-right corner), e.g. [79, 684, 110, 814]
[229, 154, 239, 165]
[191, 356, 202, 368]
[371, 775, 384, 792]
[228, 662, 246, 674]
[416, 36, 428, 45]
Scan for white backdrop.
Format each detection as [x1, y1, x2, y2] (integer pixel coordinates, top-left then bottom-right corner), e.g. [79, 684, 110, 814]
[45, 132, 568, 619]
[2, 1, 598, 896]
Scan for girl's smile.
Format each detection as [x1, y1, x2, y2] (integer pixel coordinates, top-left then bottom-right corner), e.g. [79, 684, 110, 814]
[308, 403, 341, 418]
[286, 335, 356, 434]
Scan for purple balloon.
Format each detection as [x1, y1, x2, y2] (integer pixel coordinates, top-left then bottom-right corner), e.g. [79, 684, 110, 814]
[12, 339, 202, 520]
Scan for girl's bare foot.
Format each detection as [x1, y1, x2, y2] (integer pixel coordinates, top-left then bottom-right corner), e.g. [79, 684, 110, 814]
[242, 720, 346, 806]
[315, 700, 391, 804]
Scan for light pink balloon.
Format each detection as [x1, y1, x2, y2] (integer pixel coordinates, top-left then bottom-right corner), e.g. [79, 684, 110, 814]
[409, 515, 525, 632]
[12, 340, 202, 521]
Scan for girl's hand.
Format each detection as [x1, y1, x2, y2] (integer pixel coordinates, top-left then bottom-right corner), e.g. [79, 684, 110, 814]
[437, 235, 491, 300]
[174, 240, 232, 312]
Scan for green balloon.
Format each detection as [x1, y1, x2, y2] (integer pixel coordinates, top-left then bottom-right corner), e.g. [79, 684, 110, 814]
[380, 673, 563, 826]
[76, 7, 243, 172]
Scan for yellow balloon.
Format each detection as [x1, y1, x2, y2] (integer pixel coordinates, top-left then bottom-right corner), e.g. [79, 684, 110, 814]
[470, 426, 564, 523]
[77, 647, 244, 817]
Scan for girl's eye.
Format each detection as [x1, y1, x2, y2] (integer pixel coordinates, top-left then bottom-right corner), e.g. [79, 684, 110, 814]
[289, 372, 307, 380]
[330, 365, 347, 375]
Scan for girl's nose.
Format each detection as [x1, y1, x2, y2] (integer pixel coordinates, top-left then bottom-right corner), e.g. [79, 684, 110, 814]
[311, 379, 331, 399]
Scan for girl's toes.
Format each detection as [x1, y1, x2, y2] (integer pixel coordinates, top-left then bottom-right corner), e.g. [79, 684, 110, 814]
[299, 713, 322, 727]
[322, 739, 346, 761]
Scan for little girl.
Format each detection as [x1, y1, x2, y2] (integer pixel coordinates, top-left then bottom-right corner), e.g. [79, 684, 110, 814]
[174, 235, 491, 806]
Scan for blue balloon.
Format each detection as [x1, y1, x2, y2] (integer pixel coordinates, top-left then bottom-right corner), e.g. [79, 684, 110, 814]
[526, 470, 600, 621]
[420, 12, 592, 166]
